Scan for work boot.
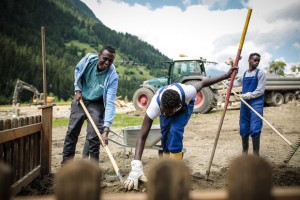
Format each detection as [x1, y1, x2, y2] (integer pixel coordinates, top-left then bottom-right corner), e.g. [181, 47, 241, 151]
[170, 152, 183, 160]
[242, 137, 249, 154]
[252, 137, 260, 156]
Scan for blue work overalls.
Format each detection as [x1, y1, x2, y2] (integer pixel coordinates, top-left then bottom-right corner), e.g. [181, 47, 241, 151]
[240, 70, 264, 138]
[157, 83, 194, 153]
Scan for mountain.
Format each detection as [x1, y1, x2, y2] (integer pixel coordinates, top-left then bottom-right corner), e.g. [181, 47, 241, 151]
[0, 0, 169, 104]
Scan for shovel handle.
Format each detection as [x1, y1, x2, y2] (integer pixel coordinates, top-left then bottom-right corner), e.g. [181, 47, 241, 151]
[79, 99, 123, 183]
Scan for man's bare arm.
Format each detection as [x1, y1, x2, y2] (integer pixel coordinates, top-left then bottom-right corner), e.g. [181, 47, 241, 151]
[193, 67, 236, 92]
[134, 114, 153, 160]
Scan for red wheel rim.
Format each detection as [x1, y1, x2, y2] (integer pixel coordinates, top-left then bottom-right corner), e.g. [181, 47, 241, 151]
[194, 92, 204, 108]
[137, 94, 149, 107]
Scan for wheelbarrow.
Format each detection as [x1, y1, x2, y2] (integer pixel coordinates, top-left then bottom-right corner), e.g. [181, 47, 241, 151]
[109, 125, 162, 166]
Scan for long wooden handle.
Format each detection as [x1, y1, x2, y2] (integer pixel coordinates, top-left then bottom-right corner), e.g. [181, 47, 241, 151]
[79, 99, 123, 182]
[206, 9, 252, 180]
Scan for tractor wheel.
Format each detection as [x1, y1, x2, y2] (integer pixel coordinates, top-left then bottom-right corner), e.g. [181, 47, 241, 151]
[270, 92, 284, 106]
[185, 81, 215, 114]
[133, 88, 154, 110]
[283, 92, 296, 103]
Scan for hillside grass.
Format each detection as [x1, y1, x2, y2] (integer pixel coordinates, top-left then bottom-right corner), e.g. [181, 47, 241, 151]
[65, 40, 123, 62]
[64, 40, 154, 81]
[53, 112, 159, 128]
[116, 65, 153, 80]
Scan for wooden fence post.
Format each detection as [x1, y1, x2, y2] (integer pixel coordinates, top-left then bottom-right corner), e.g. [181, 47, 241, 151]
[39, 105, 53, 175]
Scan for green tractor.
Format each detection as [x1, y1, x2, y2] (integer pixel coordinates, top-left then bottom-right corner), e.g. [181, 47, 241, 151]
[132, 57, 221, 114]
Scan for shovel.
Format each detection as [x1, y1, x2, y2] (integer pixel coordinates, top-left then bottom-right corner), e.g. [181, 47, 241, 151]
[79, 99, 124, 183]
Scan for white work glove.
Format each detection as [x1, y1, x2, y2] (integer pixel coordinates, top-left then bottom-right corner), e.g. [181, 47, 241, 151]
[123, 160, 148, 190]
[240, 92, 251, 100]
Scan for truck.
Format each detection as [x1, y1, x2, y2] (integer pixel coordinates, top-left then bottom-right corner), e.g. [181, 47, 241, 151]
[12, 79, 55, 106]
[132, 57, 300, 114]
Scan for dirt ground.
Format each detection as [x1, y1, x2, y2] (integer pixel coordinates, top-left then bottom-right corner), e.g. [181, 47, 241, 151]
[12, 101, 300, 196]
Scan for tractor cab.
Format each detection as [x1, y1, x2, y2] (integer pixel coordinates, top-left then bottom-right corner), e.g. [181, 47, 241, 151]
[164, 58, 209, 84]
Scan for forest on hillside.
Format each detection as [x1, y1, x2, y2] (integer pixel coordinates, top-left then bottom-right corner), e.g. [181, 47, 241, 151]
[0, 0, 169, 104]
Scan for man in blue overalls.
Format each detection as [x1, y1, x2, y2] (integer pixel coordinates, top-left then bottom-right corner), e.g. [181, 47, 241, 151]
[233, 53, 266, 156]
[123, 66, 237, 191]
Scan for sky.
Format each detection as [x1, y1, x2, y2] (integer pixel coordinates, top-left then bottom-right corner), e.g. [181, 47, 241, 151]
[81, 0, 300, 74]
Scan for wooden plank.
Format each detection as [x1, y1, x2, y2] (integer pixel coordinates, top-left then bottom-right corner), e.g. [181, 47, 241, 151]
[34, 133, 41, 166]
[18, 117, 26, 178]
[102, 193, 146, 200]
[0, 120, 4, 131]
[11, 166, 41, 196]
[19, 137, 25, 177]
[5, 141, 12, 166]
[29, 135, 34, 171]
[271, 187, 300, 200]
[24, 136, 30, 174]
[12, 140, 18, 182]
[0, 123, 42, 143]
[40, 106, 53, 175]
[16, 139, 21, 180]
[0, 144, 3, 159]
[5, 118, 12, 130]
[13, 119, 20, 182]
[3, 119, 12, 165]
[19, 118, 25, 126]
[24, 117, 29, 126]
[190, 190, 227, 200]
[12, 118, 19, 128]
[11, 187, 300, 200]
[13, 196, 55, 200]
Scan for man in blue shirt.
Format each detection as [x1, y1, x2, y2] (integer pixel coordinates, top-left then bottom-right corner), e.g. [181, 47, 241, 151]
[62, 45, 119, 163]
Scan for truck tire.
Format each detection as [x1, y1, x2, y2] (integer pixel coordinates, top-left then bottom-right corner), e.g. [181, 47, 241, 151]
[133, 88, 154, 110]
[185, 81, 215, 114]
[270, 92, 284, 106]
[283, 93, 296, 103]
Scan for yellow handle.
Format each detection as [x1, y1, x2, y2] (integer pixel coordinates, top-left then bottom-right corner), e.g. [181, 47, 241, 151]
[79, 99, 121, 178]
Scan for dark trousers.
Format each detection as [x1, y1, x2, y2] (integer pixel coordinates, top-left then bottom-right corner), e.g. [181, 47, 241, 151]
[62, 100, 104, 163]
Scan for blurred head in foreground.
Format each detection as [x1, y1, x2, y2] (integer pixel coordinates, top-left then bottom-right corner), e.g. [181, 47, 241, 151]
[227, 155, 272, 200]
[0, 161, 12, 200]
[147, 159, 191, 200]
[55, 159, 102, 200]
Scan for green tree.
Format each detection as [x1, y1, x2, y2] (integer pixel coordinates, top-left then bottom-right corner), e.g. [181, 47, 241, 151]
[291, 64, 300, 72]
[267, 60, 286, 76]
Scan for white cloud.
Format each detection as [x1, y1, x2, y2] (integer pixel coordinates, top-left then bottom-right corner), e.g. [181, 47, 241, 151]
[201, 0, 229, 9]
[294, 42, 300, 50]
[81, 0, 300, 74]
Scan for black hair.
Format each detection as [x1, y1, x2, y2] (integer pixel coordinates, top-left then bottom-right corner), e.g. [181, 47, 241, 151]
[249, 53, 260, 59]
[161, 89, 181, 109]
[100, 45, 115, 54]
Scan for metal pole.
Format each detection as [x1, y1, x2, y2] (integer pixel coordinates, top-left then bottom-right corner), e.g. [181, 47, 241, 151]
[41, 27, 47, 105]
[205, 9, 252, 180]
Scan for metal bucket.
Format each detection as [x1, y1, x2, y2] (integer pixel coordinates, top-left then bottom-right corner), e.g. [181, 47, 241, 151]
[121, 125, 161, 147]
